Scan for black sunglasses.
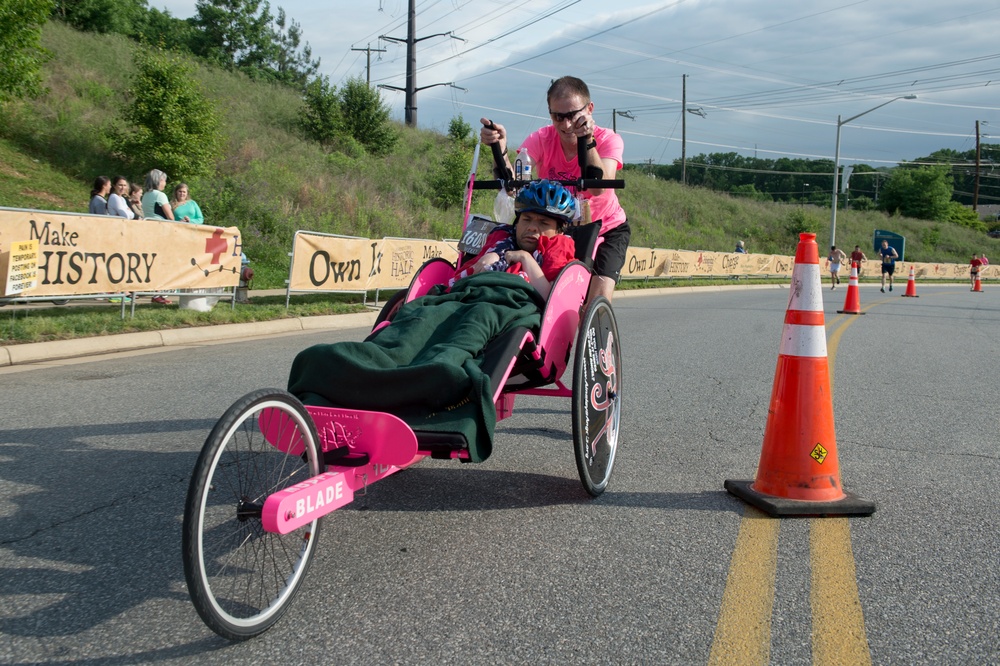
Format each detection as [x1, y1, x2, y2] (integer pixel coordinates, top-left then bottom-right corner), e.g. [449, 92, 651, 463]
[549, 104, 588, 122]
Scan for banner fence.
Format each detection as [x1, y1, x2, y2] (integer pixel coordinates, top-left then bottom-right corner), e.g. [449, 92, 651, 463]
[4, 208, 993, 304]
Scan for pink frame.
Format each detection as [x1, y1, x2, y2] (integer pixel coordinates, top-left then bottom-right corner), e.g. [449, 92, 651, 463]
[260, 212, 601, 531]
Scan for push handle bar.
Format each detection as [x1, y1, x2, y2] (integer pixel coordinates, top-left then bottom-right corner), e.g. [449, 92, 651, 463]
[479, 120, 624, 191]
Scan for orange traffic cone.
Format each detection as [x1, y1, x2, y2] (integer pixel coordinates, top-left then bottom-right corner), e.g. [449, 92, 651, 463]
[725, 232, 875, 517]
[836, 262, 865, 314]
[902, 265, 919, 297]
[972, 274, 983, 292]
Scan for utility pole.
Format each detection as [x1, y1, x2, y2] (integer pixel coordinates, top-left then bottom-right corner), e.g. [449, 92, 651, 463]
[612, 109, 634, 134]
[974, 120, 981, 212]
[351, 44, 387, 86]
[681, 74, 687, 185]
[379, 0, 464, 127]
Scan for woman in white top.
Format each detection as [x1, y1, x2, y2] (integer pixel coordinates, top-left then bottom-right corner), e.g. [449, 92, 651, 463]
[107, 176, 134, 219]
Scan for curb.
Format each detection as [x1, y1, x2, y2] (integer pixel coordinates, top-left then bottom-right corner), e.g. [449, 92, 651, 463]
[0, 285, 787, 367]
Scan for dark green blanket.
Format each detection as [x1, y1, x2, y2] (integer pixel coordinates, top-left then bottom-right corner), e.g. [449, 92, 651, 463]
[287, 272, 546, 462]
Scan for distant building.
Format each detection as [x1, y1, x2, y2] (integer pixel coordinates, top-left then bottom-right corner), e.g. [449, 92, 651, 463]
[974, 204, 1000, 221]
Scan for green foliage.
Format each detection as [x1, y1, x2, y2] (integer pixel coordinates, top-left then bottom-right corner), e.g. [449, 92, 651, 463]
[878, 165, 953, 221]
[269, 7, 318, 89]
[191, 0, 272, 71]
[922, 225, 941, 251]
[946, 201, 987, 232]
[729, 184, 770, 202]
[53, 0, 145, 36]
[428, 142, 473, 209]
[114, 46, 222, 180]
[299, 75, 340, 148]
[851, 195, 875, 211]
[448, 114, 473, 145]
[785, 208, 819, 238]
[338, 77, 397, 156]
[0, 0, 54, 103]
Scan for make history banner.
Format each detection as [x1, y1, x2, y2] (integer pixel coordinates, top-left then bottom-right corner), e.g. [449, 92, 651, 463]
[0, 208, 242, 297]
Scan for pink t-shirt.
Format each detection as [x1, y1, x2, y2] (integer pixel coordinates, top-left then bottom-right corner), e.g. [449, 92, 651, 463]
[520, 125, 626, 234]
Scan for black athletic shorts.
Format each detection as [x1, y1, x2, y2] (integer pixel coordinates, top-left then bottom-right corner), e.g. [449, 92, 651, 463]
[593, 222, 632, 282]
[881, 263, 895, 275]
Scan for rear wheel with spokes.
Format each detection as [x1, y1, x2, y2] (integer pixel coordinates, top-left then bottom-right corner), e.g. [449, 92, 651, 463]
[571, 296, 622, 497]
[182, 389, 323, 640]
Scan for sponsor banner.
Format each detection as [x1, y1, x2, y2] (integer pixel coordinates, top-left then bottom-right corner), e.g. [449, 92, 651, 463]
[645, 249, 795, 279]
[287, 232, 457, 292]
[375, 237, 457, 290]
[0, 209, 242, 296]
[908, 261, 1000, 280]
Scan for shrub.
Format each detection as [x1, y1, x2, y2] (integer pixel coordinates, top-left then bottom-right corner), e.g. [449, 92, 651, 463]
[113, 46, 222, 180]
[299, 75, 340, 148]
[946, 201, 987, 232]
[427, 143, 473, 209]
[338, 77, 397, 156]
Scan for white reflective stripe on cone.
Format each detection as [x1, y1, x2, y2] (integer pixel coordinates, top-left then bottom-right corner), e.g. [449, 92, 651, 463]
[778, 323, 828, 358]
[786, 264, 823, 313]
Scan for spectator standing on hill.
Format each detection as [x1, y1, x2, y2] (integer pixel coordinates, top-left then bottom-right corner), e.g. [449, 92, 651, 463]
[479, 75, 628, 305]
[850, 245, 867, 277]
[827, 245, 847, 290]
[735, 240, 747, 254]
[171, 183, 204, 224]
[127, 183, 144, 219]
[107, 176, 134, 219]
[879, 240, 899, 292]
[142, 169, 188, 223]
[89, 176, 110, 215]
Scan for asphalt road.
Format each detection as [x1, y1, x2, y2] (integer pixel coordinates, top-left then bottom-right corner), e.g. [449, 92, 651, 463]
[0, 284, 997, 665]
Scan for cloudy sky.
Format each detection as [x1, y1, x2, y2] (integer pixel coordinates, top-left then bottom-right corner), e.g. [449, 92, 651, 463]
[155, 0, 1000, 168]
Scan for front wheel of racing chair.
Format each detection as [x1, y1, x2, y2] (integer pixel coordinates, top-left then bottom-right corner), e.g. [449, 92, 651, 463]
[182, 389, 323, 640]
[571, 295, 622, 496]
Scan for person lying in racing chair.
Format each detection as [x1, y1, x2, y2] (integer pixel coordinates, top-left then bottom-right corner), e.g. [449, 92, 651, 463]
[450, 179, 577, 297]
[287, 180, 580, 463]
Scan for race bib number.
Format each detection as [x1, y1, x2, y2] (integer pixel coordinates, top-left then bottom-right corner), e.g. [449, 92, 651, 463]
[458, 215, 498, 256]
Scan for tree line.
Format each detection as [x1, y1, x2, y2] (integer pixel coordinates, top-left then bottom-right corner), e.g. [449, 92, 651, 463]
[637, 146, 1000, 232]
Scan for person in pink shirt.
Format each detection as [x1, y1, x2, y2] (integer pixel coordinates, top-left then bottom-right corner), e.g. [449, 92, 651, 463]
[480, 76, 629, 304]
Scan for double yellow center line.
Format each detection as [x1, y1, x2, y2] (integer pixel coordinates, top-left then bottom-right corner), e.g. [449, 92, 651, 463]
[708, 310, 872, 665]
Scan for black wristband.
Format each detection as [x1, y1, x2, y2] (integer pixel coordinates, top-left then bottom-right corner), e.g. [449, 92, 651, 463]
[585, 138, 597, 150]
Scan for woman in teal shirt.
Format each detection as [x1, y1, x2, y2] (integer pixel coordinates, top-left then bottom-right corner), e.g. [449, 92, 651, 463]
[170, 182, 205, 224]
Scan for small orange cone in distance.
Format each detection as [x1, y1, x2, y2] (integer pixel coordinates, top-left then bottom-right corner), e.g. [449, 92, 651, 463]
[902, 265, 919, 297]
[725, 232, 875, 517]
[837, 261, 865, 314]
[972, 274, 984, 292]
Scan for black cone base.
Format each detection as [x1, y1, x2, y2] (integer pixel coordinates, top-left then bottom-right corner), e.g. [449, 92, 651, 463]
[724, 479, 876, 517]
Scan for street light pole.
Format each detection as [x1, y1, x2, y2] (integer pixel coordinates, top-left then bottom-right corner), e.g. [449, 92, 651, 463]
[830, 95, 916, 248]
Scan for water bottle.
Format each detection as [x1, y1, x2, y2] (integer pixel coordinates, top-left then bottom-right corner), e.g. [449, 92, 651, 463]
[515, 147, 533, 182]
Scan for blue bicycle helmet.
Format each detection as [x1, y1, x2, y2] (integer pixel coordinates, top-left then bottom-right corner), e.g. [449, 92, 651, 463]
[514, 179, 577, 226]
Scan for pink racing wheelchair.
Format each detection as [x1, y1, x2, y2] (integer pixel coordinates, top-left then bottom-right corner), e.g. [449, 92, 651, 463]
[182, 137, 625, 640]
